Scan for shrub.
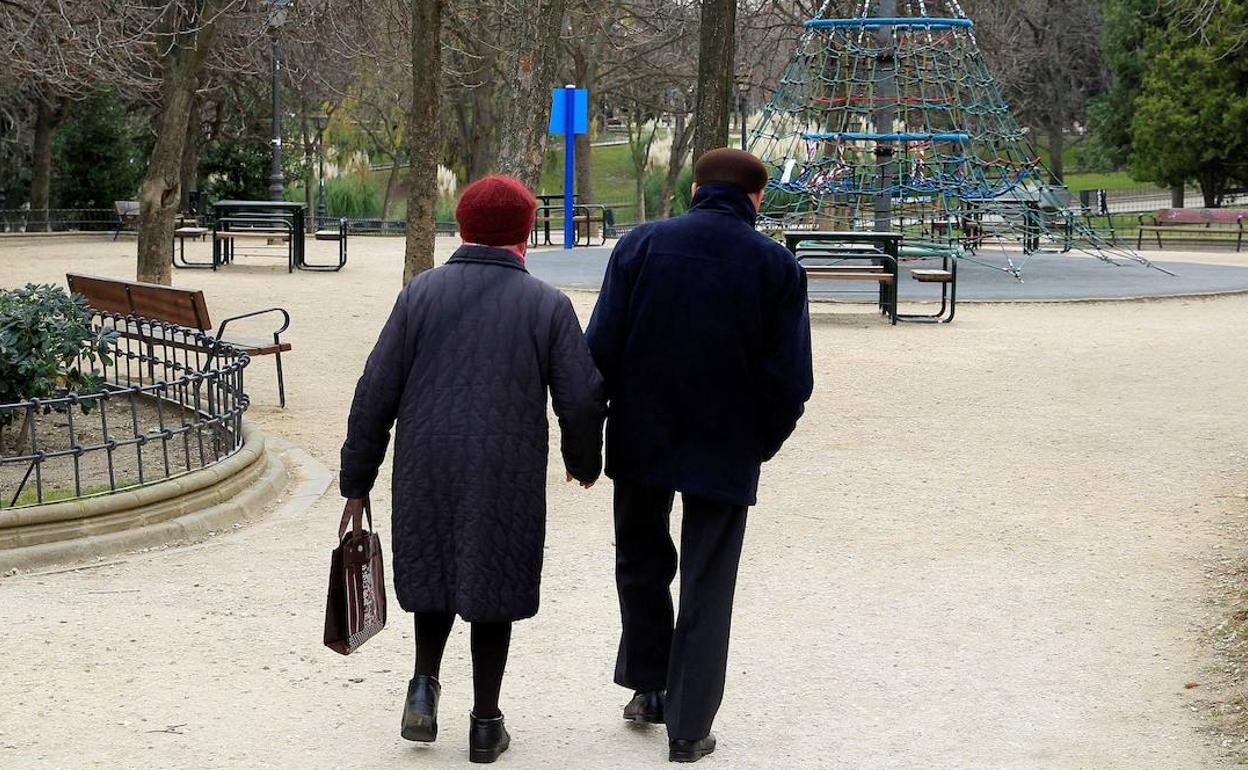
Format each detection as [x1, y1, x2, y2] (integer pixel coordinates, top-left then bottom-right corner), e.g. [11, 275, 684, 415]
[0, 284, 116, 427]
[324, 172, 382, 219]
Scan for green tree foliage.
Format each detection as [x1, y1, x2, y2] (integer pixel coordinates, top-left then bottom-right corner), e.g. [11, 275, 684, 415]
[51, 90, 145, 209]
[199, 134, 269, 201]
[1128, 3, 1248, 205]
[1084, 0, 1159, 170]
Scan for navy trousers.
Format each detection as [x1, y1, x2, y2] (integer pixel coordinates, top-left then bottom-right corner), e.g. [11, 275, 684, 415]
[612, 479, 748, 741]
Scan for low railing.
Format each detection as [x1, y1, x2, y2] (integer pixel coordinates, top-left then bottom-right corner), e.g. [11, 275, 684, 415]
[0, 312, 250, 510]
[0, 208, 126, 233]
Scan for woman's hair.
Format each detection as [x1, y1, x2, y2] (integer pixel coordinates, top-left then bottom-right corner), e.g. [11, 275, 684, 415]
[692, 148, 770, 194]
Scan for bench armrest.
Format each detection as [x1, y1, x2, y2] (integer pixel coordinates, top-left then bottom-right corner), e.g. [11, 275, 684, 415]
[203, 307, 291, 372]
[215, 307, 292, 343]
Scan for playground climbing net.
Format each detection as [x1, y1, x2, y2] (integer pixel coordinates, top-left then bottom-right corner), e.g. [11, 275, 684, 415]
[750, 0, 1169, 279]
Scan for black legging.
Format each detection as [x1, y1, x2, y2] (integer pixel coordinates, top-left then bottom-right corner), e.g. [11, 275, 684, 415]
[414, 612, 512, 719]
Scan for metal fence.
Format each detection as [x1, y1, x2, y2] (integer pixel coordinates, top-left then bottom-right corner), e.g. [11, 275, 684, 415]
[0, 208, 126, 233]
[1072, 187, 1248, 216]
[0, 311, 250, 510]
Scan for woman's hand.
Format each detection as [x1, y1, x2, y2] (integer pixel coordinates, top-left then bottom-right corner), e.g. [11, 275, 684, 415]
[340, 497, 368, 534]
[566, 472, 595, 489]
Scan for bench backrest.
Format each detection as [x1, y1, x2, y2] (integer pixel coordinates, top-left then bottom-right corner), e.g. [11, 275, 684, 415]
[1155, 208, 1247, 225]
[67, 274, 212, 331]
[114, 201, 140, 216]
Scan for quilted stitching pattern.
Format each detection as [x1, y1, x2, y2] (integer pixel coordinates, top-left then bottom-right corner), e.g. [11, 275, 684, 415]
[341, 245, 605, 622]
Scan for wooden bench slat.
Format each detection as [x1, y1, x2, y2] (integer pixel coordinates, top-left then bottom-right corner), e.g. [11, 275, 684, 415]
[804, 269, 895, 283]
[911, 269, 955, 283]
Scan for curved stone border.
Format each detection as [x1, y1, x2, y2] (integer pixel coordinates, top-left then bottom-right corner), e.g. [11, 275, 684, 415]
[0, 422, 287, 572]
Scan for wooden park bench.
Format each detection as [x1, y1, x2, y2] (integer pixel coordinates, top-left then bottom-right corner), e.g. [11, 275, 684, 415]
[112, 201, 140, 241]
[1137, 208, 1246, 252]
[66, 273, 292, 407]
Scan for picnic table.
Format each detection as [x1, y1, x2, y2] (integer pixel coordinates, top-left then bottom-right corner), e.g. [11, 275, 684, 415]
[787, 231, 901, 324]
[531, 194, 609, 247]
[785, 231, 957, 324]
[210, 200, 307, 271]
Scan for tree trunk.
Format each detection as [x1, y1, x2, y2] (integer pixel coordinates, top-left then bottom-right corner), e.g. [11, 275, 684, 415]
[1047, 125, 1065, 182]
[692, 0, 737, 162]
[469, 84, 494, 182]
[495, 0, 568, 189]
[572, 54, 597, 204]
[575, 131, 593, 204]
[179, 94, 202, 214]
[136, 3, 220, 285]
[634, 169, 647, 224]
[1171, 184, 1185, 208]
[31, 94, 67, 233]
[658, 111, 690, 219]
[626, 107, 655, 224]
[381, 162, 399, 220]
[299, 102, 313, 230]
[404, 0, 444, 284]
[1199, 171, 1223, 208]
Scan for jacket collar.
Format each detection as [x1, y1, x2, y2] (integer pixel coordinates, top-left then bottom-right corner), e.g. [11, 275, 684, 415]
[688, 182, 759, 226]
[447, 244, 529, 273]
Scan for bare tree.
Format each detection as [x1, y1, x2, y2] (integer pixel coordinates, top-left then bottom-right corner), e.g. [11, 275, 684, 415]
[692, 0, 738, 161]
[656, 87, 696, 218]
[495, 0, 568, 189]
[964, 0, 1106, 182]
[404, 0, 443, 283]
[136, 1, 227, 285]
[30, 90, 68, 232]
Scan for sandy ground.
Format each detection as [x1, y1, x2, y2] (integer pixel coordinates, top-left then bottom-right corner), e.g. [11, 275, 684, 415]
[2, 234, 1248, 770]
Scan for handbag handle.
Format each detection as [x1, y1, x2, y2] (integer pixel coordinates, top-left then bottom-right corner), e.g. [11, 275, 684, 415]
[338, 497, 373, 540]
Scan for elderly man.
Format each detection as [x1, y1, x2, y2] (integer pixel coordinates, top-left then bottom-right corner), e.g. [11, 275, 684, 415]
[586, 148, 814, 763]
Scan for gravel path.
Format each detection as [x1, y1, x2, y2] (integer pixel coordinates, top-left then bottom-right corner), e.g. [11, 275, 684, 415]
[1, 236, 1247, 769]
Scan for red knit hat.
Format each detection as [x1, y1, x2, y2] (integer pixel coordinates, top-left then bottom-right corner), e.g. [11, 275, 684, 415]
[455, 175, 538, 247]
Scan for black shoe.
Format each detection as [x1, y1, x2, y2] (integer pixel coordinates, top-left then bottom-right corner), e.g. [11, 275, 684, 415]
[469, 712, 511, 764]
[623, 690, 665, 724]
[669, 734, 716, 763]
[401, 675, 440, 742]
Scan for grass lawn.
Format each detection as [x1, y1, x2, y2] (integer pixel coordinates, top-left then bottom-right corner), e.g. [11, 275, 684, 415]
[1063, 171, 1141, 192]
[537, 140, 639, 209]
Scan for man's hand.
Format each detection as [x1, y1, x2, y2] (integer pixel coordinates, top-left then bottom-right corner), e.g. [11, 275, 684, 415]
[566, 472, 596, 489]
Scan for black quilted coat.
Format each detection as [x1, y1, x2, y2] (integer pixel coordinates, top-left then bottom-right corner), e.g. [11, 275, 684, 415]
[339, 245, 605, 622]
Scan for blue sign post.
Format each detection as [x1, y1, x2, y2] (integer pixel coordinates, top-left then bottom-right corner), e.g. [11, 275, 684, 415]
[549, 86, 589, 250]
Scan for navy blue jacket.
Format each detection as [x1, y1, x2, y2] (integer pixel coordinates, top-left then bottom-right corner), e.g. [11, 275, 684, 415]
[585, 183, 813, 506]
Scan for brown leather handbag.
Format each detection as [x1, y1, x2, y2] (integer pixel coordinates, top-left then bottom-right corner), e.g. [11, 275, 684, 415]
[324, 498, 387, 655]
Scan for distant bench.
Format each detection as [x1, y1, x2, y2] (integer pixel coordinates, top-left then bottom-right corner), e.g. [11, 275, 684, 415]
[1137, 208, 1245, 252]
[67, 273, 292, 407]
[112, 201, 140, 240]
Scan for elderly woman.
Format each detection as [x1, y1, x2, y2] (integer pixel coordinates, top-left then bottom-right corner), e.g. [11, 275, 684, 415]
[339, 175, 605, 764]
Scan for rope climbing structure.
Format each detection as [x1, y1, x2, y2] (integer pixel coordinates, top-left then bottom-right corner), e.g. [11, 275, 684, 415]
[750, 0, 1170, 279]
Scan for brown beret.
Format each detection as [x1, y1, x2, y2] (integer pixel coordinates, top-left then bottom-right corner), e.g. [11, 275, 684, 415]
[693, 148, 770, 194]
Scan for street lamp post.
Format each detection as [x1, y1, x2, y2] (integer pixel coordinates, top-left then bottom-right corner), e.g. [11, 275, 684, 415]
[268, 0, 289, 202]
[312, 112, 329, 229]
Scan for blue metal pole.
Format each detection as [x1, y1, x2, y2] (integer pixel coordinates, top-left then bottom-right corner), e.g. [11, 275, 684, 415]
[564, 85, 576, 250]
